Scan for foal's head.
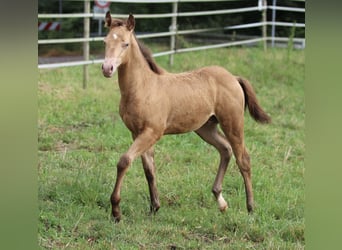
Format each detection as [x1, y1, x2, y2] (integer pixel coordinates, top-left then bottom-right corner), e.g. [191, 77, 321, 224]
[102, 11, 135, 78]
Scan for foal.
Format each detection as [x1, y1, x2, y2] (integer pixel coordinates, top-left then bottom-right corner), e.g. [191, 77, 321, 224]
[102, 12, 271, 222]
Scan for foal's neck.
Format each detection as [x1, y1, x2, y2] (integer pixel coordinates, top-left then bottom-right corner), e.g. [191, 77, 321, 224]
[117, 36, 156, 96]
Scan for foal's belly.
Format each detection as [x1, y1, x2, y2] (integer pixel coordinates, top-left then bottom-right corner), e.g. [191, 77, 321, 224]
[163, 91, 215, 134]
[164, 110, 213, 134]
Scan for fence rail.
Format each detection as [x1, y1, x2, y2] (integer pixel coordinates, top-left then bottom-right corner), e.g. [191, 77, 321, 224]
[38, 0, 305, 87]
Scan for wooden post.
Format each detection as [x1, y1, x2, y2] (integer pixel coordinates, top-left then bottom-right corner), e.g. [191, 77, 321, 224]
[271, 0, 276, 47]
[169, 1, 178, 66]
[262, 0, 267, 51]
[83, 0, 90, 89]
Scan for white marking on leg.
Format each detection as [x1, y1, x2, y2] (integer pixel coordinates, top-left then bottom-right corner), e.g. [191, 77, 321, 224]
[217, 193, 228, 212]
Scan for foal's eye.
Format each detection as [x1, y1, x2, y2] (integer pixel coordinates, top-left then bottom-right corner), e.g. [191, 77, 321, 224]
[122, 43, 129, 48]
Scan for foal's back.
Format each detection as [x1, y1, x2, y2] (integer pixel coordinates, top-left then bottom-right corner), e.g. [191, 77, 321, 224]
[158, 65, 245, 111]
[151, 65, 245, 135]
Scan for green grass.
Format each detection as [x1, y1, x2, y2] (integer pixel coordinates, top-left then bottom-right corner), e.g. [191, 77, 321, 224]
[38, 46, 304, 249]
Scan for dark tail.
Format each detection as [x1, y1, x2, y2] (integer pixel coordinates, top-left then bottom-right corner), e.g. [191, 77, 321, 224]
[237, 77, 271, 124]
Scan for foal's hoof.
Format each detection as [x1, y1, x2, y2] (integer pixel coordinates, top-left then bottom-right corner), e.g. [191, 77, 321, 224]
[112, 210, 121, 223]
[112, 215, 121, 223]
[247, 205, 254, 214]
[217, 195, 228, 212]
[150, 204, 160, 215]
[219, 203, 228, 212]
[247, 207, 254, 214]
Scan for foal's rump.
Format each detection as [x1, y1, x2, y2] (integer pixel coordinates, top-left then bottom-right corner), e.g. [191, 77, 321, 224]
[196, 65, 271, 125]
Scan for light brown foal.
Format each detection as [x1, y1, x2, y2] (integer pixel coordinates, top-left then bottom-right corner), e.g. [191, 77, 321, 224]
[102, 12, 271, 222]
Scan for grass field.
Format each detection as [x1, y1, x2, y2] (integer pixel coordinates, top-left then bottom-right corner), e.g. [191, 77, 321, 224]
[38, 46, 304, 249]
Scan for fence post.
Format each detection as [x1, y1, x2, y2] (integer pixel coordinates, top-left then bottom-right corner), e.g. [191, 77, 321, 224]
[271, 0, 277, 47]
[261, 0, 267, 51]
[83, 0, 90, 89]
[169, 1, 178, 66]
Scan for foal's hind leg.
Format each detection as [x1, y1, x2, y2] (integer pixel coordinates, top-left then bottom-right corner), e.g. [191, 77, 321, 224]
[195, 118, 232, 212]
[141, 146, 160, 214]
[219, 120, 254, 213]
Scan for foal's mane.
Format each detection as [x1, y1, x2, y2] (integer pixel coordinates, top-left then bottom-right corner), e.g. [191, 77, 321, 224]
[134, 34, 164, 75]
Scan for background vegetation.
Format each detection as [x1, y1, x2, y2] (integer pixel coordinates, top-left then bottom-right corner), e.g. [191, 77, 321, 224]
[38, 0, 305, 55]
[38, 45, 304, 249]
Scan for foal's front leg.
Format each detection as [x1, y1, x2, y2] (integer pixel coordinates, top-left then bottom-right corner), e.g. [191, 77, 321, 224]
[110, 128, 160, 222]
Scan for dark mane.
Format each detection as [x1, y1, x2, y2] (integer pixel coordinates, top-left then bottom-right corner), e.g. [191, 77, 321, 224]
[135, 35, 164, 75]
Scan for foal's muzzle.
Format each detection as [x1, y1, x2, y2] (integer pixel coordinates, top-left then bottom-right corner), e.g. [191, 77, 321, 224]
[102, 58, 121, 78]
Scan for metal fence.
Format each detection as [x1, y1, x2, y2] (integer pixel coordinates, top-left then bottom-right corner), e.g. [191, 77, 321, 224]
[38, 0, 305, 87]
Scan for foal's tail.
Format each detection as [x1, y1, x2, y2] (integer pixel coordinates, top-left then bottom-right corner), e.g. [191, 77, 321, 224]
[237, 77, 271, 124]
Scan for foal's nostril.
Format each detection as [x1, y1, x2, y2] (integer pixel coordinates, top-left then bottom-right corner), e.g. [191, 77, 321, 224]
[111, 65, 114, 71]
[101, 64, 104, 70]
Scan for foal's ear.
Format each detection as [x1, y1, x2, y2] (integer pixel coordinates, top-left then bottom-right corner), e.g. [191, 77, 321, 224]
[104, 11, 112, 28]
[126, 14, 135, 31]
